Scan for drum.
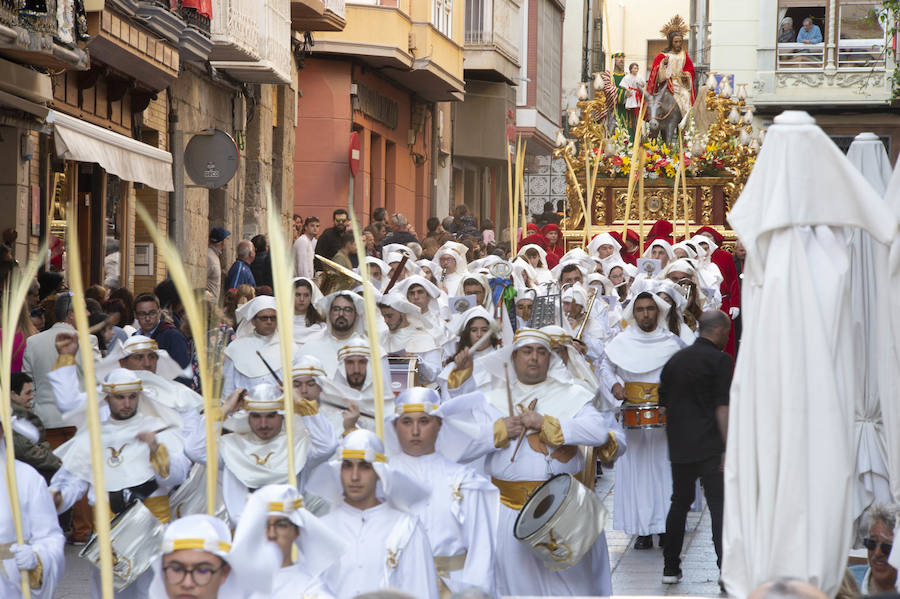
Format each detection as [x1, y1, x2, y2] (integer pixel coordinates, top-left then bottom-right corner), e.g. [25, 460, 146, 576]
[513, 473, 608, 571]
[622, 404, 666, 429]
[80, 500, 166, 590]
[169, 463, 230, 525]
[388, 356, 418, 395]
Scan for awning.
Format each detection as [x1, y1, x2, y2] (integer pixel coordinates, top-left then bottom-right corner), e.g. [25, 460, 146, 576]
[0, 89, 50, 118]
[47, 110, 174, 192]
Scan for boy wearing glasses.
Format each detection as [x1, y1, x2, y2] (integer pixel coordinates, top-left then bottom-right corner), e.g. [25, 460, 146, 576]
[132, 293, 190, 369]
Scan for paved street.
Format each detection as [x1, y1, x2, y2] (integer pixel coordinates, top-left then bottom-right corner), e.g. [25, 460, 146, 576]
[55, 464, 722, 598]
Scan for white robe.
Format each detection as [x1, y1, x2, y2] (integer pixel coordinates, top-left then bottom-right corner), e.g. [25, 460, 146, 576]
[0, 456, 65, 599]
[320, 502, 438, 599]
[390, 452, 498, 595]
[465, 379, 621, 596]
[251, 563, 335, 599]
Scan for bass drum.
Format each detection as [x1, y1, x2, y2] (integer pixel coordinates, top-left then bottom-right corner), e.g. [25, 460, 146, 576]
[513, 473, 608, 571]
[80, 500, 166, 591]
[169, 463, 230, 525]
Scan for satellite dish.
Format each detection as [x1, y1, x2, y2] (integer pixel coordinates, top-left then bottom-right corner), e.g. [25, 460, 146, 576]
[184, 130, 239, 189]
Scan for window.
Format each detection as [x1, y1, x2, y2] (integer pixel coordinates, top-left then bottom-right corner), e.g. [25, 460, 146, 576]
[433, 0, 452, 37]
[776, 4, 826, 69]
[837, 2, 886, 69]
[536, 0, 561, 123]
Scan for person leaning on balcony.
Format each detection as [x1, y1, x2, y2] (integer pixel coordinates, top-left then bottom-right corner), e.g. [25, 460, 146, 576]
[777, 17, 794, 43]
[796, 17, 822, 44]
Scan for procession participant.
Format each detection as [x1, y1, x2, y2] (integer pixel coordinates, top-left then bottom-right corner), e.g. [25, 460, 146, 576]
[0, 417, 66, 599]
[394, 275, 449, 343]
[551, 248, 595, 286]
[541, 224, 564, 262]
[299, 290, 388, 378]
[562, 283, 611, 345]
[659, 310, 731, 584]
[642, 239, 675, 270]
[186, 383, 330, 522]
[438, 307, 498, 397]
[601, 292, 684, 550]
[672, 241, 698, 261]
[287, 355, 346, 449]
[513, 244, 553, 288]
[434, 241, 470, 295]
[365, 257, 390, 291]
[647, 15, 695, 124]
[245, 484, 344, 599]
[384, 388, 499, 597]
[663, 258, 715, 323]
[148, 510, 280, 599]
[655, 280, 698, 344]
[292, 277, 325, 345]
[690, 235, 725, 289]
[645, 219, 675, 248]
[50, 369, 190, 598]
[587, 232, 627, 274]
[317, 341, 393, 433]
[377, 293, 442, 355]
[51, 334, 202, 439]
[541, 325, 600, 389]
[305, 429, 438, 599]
[454, 273, 492, 312]
[221, 296, 288, 399]
[514, 288, 534, 327]
[465, 328, 623, 596]
[416, 259, 441, 287]
[694, 227, 741, 354]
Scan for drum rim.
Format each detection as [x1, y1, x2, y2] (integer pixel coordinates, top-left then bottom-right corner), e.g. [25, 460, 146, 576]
[512, 473, 575, 541]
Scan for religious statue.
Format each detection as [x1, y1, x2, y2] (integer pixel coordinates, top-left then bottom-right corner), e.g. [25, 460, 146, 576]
[609, 53, 628, 131]
[647, 15, 695, 124]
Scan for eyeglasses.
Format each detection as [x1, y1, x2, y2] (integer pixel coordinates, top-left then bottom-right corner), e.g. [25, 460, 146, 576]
[135, 310, 159, 318]
[254, 314, 277, 322]
[266, 518, 296, 532]
[330, 305, 356, 314]
[162, 563, 225, 586]
[862, 538, 893, 554]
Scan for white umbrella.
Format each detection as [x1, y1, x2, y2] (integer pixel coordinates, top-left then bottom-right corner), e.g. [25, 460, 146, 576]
[845, 133, 895, 542]
[884, 156, 900, 505]
[722, 111, 897, 598]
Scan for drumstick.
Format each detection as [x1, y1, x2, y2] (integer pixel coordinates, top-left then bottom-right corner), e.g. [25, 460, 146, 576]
[510, 398, 538, 462]
[257, 350, 283, 386]
[318, 397, 376, 420]
[382, 255, 409, 293]
[504, 365, 514, 418]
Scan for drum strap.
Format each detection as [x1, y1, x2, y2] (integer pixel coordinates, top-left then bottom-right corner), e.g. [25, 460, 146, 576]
[525, 434, 578, 463]
[434, 553, 467, 599]
[624, 382, 659, 404]
[490, 477, 543, 510]
[109, 479, 159, 516]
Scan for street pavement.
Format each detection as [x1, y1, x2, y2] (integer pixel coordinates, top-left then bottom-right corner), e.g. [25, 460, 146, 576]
[55, 465, 723, 598]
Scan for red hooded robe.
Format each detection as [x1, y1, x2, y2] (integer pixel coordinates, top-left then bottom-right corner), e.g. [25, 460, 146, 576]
[695, 226, 741, 357]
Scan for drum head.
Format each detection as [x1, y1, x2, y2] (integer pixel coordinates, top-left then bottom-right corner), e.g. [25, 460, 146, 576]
[514, 474, 572, 540]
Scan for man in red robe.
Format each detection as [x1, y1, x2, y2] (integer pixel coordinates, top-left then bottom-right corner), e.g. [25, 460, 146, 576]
[646, 16, 695, 122]
[695, 226, 741, 357]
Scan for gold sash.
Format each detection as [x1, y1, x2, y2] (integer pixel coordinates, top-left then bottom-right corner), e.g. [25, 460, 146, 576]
[624, 381, 659, 404]
[490, 477, 543, 511]
[142, 495, 172, 524]
[435, 553, 467, 599]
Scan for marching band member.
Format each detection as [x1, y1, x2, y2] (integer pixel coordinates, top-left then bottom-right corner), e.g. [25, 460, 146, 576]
[601, 292, 684, 550]
[377, 293, 442, 369]
[0, 417, 65, 599]
[221, 296, 288, 399]
[463, 329, 622, 596]
[587, 232, 627, 274]
[434, 241, 469, 294]
[50, 369, 190, 599]
[385, 388, 499, 597]
[306, 429, 438, 599]
[394, 275, 450, 343]
[438, 307, 498, 397]
[245, 484, 344, 599]
[322, 341, 394, 429]
[642, 239, 675, 271]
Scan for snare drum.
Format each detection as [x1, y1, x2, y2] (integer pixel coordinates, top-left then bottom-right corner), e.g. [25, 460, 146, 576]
[80, 500, 166, 590]
[622, 404, 666, 429]
[513, 473, 608, 571]
[388, 356, 418, 395]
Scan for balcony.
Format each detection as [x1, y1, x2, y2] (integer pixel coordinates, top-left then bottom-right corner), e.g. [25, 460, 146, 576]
[314, 1, 464, 101]
[210, 0, 261, 61]
[0, 0, 90, 71]
[292, 0, 346, 32]
[210, 0, 292, 83]
[179, 1, 213, 64]
[136, 0, 187, 45]
[463, 0, 520, 83]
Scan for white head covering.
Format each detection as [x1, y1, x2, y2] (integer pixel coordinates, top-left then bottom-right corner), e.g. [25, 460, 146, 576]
[846, 132, 893, 196]
[415, 258, 440, 282]
[247, 484, 346, 578]
[290, 354, 327, 387]
[621, 289, 671, 328]
[382, 244, 415, 260]
[148, 508, 281, 599]
[304, 429, 429, 512]
[292, 277, 324, 310]
[562, 284, 589, 308]
[314, 290, 369, 338]
[235, 295, 278, 339]
[363, 256, 389, 280]
[587, 232, 622, 257]
[378, 292, 421, 316]
[434, 241, 469, 273]
[454, 272, 491, 309]
[642, 239, 675, 262]
[96, 335, 184, 382]
[671, 241, 698, 260]
[222, 383, 295, 435]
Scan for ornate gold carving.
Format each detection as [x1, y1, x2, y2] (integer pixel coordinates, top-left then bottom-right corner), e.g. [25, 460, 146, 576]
[701, 186, 713, 225]
[612, 188, 695, 224]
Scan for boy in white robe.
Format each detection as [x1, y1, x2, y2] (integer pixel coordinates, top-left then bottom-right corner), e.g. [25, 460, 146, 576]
[384, 388, 499, 597]
[306, 429, 439, 599]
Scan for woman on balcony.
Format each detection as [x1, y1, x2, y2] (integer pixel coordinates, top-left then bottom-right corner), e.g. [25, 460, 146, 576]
[777, 17, 795, 43]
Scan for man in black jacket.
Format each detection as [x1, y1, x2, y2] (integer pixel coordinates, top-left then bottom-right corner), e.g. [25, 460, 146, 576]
[659, 310, 732, 585]
[314, 208, 350, 271]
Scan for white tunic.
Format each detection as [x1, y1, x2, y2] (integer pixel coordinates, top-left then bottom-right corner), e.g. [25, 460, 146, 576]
[466, 379, 621, 596]
[0, 456, 65, 599]
[320, 502, 438, 599]
[390, 452, 498, 595]
[251, 563, 335, 599]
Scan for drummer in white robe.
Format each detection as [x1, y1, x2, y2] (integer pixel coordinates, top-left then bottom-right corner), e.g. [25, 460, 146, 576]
[245, 484, 344, 599]
[222, 296, 292, 399]
[395, 275, 450, 344]
[0, 418, 65, 599]
[306, 429, 438, 599]
[50, 369, 190, 599]
[320, 341, 393, 432]
[600, 291, 684, 549]
[462, 329, 624, 596]
[384, 388, 499, 597]
[378, 292, 442, 382]
[185, 383, 333, 522]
